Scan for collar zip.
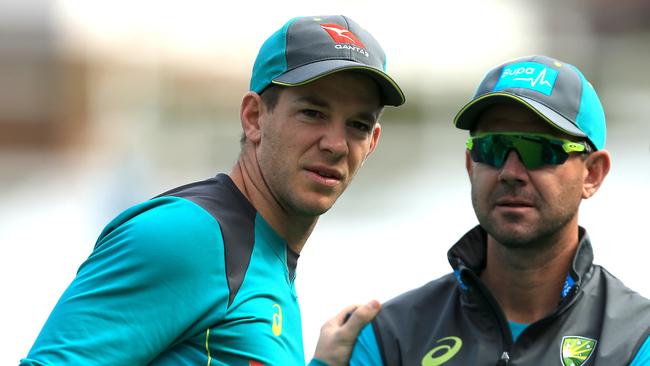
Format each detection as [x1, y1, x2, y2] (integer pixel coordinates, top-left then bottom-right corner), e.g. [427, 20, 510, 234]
[496, 351, 510, 365]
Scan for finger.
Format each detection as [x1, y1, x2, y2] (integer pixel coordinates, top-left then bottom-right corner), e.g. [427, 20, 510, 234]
[339, 300, 381, 336]
[333, 304, 361, 325]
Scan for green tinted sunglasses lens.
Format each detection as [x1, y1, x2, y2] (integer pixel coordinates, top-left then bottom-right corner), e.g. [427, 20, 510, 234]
[469, 135, 508, 167]
[467, 133, 584, 169]
[512, 136, 549, 169]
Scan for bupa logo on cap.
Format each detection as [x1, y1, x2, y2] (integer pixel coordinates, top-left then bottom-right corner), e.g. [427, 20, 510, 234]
[320, 23, 369, 57]
[494, 61, 559, 96]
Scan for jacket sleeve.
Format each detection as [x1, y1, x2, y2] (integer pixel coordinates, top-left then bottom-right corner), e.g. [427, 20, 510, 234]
[629, 335, 650, 366]
[349, 323, 383, 366]
[20, 197, 229, 365]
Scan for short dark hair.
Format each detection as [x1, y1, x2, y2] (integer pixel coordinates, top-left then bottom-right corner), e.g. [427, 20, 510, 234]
[240, 85, 285, 145]
[260, 84, 284, 112]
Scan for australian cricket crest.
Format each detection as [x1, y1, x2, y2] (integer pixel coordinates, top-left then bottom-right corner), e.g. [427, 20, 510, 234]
[561, 336, 597, 366]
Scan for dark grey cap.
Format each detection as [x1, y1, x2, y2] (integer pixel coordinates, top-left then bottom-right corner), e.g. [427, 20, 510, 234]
[250, 15, 405, 106]
[454, 55, 606, 150]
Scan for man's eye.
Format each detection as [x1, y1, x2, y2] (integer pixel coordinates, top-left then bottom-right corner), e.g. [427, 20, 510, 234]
[350, 121, 371, 133]
[301, 109, 324, 119]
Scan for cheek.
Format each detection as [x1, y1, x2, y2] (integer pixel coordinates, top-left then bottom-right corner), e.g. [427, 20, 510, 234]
[348, 145, 371, 170]
[470, 165, 495, 190]
[470, 175, 489, 204]
[258, 129, 289, 172]
[469, 167, 501, 209]
[263, 127, 295, 154]
[565, 174, 586, 200]
[532, 170, 583, 207]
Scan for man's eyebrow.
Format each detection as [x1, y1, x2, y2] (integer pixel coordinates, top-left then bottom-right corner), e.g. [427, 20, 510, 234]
[356, 111, 381, 123]
[294, 95, 381, 122]
[294, 95, 329, 108]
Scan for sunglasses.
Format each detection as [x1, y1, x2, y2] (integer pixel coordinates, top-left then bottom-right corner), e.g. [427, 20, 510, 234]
[466, 132, 590, 169]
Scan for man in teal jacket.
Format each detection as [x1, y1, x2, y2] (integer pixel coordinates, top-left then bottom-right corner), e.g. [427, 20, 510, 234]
[21, 15, 404, 366]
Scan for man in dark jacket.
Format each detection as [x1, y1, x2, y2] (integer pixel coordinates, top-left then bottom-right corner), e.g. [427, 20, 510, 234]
[349, 55, 650, 365]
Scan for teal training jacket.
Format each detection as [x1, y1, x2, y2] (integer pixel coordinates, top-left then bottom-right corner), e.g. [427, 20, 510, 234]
[21, 174, 304, 365]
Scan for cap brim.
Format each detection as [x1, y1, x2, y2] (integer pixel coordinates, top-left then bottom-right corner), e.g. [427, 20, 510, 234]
[272, 59, 405, 106]
[453, 92, 586, 138]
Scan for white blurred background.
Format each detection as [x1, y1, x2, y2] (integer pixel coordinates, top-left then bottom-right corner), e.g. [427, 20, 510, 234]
[1, 0, 649, 363]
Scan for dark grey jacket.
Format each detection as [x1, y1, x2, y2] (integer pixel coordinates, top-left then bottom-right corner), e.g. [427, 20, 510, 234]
[372, 226, 650, 365]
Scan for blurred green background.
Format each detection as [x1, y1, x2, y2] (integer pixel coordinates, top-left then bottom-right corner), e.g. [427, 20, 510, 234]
[2, 0, 649, 362]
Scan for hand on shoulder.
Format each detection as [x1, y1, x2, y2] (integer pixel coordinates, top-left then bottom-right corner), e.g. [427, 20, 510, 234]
[313, 300, 381, 366]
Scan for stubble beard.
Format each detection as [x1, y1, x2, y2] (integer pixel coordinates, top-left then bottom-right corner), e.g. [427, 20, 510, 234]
[472, 186, 579, 250]
[273, 169, 344, 218]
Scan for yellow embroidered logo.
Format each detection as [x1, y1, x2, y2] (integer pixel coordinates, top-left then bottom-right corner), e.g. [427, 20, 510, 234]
[272, 304, 282, 336]
[421, 336, 463, 366]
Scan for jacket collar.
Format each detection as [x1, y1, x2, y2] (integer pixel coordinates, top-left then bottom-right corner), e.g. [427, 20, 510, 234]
[448, 225, 594, 291]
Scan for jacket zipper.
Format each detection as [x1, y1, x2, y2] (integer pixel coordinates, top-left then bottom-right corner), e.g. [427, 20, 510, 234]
[461, 268, 513, 365]
[461, 267, 584, 366]
[496, 351, 510, 365]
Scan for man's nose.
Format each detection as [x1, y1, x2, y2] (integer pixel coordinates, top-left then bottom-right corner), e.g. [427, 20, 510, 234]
[319, 121, 349, 157]
[498, 150, 529, 184]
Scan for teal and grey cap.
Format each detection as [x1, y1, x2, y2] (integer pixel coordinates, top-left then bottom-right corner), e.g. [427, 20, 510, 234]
[250, 15, 405, 106]
[454, 55, 606, 150]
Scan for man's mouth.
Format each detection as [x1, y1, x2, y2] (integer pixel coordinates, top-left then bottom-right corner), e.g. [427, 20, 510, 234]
[495, 197, 534, 207]
[306, 166, 343, 181]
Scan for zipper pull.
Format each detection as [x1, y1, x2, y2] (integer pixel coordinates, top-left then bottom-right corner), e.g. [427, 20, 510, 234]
[496, 351, 510, 365]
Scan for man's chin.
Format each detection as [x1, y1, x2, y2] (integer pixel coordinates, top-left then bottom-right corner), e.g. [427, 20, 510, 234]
[292, 199, 336, 217]
[482, 221, 539, 248]
[492, 234, 535, 249]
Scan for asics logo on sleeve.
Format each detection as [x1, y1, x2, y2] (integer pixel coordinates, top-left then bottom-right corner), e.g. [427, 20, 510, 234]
[421, 336, 463, 366]
[272, 304, 282, 336]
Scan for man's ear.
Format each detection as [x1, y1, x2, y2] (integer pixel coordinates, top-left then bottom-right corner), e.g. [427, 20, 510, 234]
[240, 92, 264, 144]
[465, 149, 474, 179]
[582, 149, 611, 199]
[366, 123, 382, 158]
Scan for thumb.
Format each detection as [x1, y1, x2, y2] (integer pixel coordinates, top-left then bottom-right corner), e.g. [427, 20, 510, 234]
[339, 300, 381, 338]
